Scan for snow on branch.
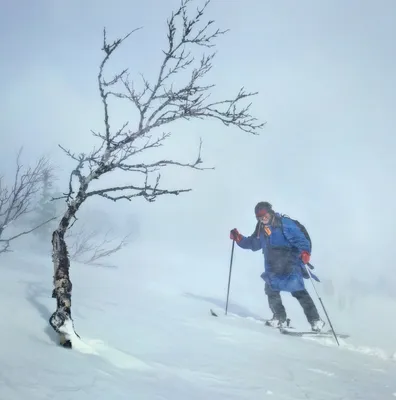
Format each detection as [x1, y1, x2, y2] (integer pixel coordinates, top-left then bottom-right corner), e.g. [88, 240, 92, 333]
[0, 148, 57, 253]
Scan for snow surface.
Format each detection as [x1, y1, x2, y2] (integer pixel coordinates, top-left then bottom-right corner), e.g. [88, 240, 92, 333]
[1, 241, 396, 400]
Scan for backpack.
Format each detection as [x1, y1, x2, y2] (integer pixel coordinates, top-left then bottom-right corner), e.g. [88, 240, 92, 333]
[279, 214, 312, 251]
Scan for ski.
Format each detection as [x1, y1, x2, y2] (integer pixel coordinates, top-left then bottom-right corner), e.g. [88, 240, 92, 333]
[279, 327, 350, 339]
[210, 308, 219, 317]
[210, 308, 296, 329]
[210, 309, 349, 339]
[210, 308, 296, 327]
[210, 308, 267, 321]
[209, 308, 269, 324]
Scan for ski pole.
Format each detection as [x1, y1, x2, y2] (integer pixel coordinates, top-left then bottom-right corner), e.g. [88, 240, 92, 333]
[304, 264, 340, 346]
[225, 239, 235, 315]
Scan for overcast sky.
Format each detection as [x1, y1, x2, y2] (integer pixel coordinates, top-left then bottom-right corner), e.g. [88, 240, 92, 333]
[1, 0, 395, 307]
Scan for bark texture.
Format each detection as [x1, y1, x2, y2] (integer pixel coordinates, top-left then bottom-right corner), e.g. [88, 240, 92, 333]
[49, 204, 82, 347]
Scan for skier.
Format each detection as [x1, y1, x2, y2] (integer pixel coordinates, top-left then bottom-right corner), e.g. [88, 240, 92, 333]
[230, 201, 325, 332]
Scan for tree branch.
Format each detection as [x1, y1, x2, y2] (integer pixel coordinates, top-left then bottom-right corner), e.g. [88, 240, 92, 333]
[0, 216, 57, 254]
[99, 27, 143, 148]
[86, 178, 191, 202]
[0, 148, 55, 253]
[67, 228, 131, 268]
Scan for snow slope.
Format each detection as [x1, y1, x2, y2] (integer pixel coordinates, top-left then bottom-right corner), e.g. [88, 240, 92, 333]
[1, 243, 396, 400]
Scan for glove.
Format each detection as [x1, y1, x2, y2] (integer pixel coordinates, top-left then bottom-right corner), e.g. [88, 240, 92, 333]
[230, 228, 242, 242]
[300, 251, 310, 264]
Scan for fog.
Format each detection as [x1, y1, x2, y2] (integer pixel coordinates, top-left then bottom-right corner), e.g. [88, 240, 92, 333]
[1, 0, 395, 348]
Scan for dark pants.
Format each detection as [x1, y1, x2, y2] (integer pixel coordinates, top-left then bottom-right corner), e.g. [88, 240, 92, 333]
[265, 283, 320, 323]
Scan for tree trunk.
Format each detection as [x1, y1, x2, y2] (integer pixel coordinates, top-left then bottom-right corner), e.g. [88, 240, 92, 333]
[49, 205, 80, 348]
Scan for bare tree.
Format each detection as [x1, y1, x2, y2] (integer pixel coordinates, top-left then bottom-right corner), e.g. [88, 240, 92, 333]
[67, 227, 130, 268]
[50, 0, 265, 348]
[0, 148, 57, 253]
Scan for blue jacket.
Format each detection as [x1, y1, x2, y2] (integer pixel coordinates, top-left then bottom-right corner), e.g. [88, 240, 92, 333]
[237, 214, 314, 292]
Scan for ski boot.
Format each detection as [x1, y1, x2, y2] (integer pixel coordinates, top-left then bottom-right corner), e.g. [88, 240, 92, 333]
[265, 316, 291, 329]
[310, 319, 325, 332]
